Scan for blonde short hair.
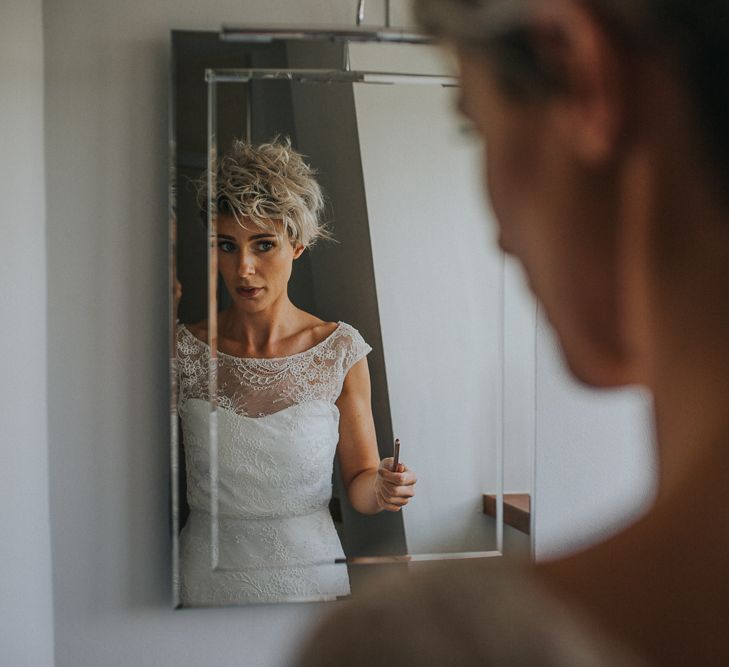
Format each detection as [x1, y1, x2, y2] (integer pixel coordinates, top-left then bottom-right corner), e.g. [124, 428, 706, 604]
[199, 137, 330, 247]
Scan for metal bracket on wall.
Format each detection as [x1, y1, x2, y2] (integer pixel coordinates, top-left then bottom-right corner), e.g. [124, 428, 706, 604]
[205, 68, 457, 87]
[224, 0, 418, 45]
[220, 25, 431, 45]
[356, 0, 392, 27]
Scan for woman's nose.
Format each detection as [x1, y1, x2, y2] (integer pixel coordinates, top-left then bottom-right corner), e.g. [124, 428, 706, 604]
[237, 252, 255, 277]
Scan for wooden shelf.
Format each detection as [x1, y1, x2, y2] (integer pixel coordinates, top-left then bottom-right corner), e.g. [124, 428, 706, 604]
[483, 494, 531, 535]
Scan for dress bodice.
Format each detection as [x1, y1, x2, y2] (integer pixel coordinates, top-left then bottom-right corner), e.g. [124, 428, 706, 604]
[181, 398, 340, 519]
[175, 321, 371, 606]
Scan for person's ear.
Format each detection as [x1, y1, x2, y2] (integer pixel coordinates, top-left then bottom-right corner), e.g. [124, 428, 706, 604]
[535, 0, 629, 165]
[293, 244, 306, 260]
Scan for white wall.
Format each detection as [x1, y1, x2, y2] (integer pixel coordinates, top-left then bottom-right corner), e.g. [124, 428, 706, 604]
[14, 2, 656, 666]
[533, 319, 657, 559]
[0, 1, 55, 665]
[42, 2, 353, 667]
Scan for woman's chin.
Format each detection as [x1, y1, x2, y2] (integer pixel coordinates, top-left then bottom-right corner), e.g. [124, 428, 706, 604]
[542, 303, 635, 389]
[232, 298, 268, 313]
[560, 343, 635, 389]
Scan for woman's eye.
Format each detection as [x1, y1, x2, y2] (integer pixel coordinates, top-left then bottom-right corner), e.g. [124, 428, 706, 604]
[218, 241, 237, 253]
[256, 240, 275, 252]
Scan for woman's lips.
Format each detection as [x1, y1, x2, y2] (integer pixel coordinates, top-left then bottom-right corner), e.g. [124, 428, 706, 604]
[236, 286, 262, 299]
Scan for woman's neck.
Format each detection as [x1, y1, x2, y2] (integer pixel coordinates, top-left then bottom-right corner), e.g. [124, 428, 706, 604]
[218, 296, 300, 355]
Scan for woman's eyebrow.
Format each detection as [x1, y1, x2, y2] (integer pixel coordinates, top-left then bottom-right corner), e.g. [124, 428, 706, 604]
[217, 232, 276, 241]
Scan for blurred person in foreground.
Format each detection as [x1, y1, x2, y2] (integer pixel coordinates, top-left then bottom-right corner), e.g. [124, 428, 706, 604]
[296, 1, 729, 665]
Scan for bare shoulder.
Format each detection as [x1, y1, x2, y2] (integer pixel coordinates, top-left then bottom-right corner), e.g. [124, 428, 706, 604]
[185, 319, 209, 341]
[294, 310, 338, 346]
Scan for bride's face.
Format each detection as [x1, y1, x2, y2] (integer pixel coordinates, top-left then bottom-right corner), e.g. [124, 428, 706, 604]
[216, 214, 304, 313]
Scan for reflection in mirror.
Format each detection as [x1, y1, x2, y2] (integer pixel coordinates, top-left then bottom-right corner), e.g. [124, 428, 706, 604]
[170, 30, 533, 608]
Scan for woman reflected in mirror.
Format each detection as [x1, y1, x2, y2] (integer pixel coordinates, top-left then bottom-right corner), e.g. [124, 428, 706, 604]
[298, 1, 729, 665]
[175, 138, 416, 606]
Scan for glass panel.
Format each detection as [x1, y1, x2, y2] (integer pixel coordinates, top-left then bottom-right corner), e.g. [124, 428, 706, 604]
[497, 259, 538, 556]
[206, 75, 220, 571]
[169, 70, 180, 607]
[349, 77, 504, 558]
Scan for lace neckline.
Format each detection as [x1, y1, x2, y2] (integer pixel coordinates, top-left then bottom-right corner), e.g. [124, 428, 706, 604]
[179, 322, 344, 362]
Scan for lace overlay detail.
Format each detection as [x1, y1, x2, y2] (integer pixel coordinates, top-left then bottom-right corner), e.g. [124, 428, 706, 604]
[177, 322, 370, 418]
[176, 322, 371, 606]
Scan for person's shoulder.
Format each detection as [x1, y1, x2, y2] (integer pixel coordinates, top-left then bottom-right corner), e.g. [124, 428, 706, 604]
[327, 320, 363, 340]
[176, 320, 208, 364]
[184, 320, 208, 340]
[327, 321, 370, 354]
[307, 318, 339, 345]
[291, 311, 338, 351]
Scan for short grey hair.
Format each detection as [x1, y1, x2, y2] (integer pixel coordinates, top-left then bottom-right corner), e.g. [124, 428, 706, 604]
[199, 137, 331, 247]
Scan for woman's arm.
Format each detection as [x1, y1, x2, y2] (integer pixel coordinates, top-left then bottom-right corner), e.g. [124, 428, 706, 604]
[336, 357, 417, 514]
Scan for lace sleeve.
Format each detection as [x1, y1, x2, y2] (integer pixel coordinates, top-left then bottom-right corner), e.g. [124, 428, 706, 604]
[176, 325, 208, 406]
[337, 323, 372, 375]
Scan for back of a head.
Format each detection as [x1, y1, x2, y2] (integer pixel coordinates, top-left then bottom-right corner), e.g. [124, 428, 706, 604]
[295, 560, 643, 667]
[414, 0, 729, 195]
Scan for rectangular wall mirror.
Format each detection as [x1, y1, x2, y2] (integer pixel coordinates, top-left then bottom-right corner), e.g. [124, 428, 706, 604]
[170, 27, 535, 609]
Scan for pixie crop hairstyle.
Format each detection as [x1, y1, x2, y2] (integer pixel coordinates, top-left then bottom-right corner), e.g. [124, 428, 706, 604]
[414, 0, 729, 190]
[198, 137, 331, 247]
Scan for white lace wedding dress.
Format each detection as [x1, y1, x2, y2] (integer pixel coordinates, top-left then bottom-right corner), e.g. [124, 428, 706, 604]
[175, 321, 371, 607]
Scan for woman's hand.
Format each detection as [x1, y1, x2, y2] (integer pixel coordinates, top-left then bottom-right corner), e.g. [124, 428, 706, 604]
[374, 458, 417, 512]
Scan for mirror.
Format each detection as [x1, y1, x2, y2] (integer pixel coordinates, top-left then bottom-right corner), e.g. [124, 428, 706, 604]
[170, 28, 535, 608]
